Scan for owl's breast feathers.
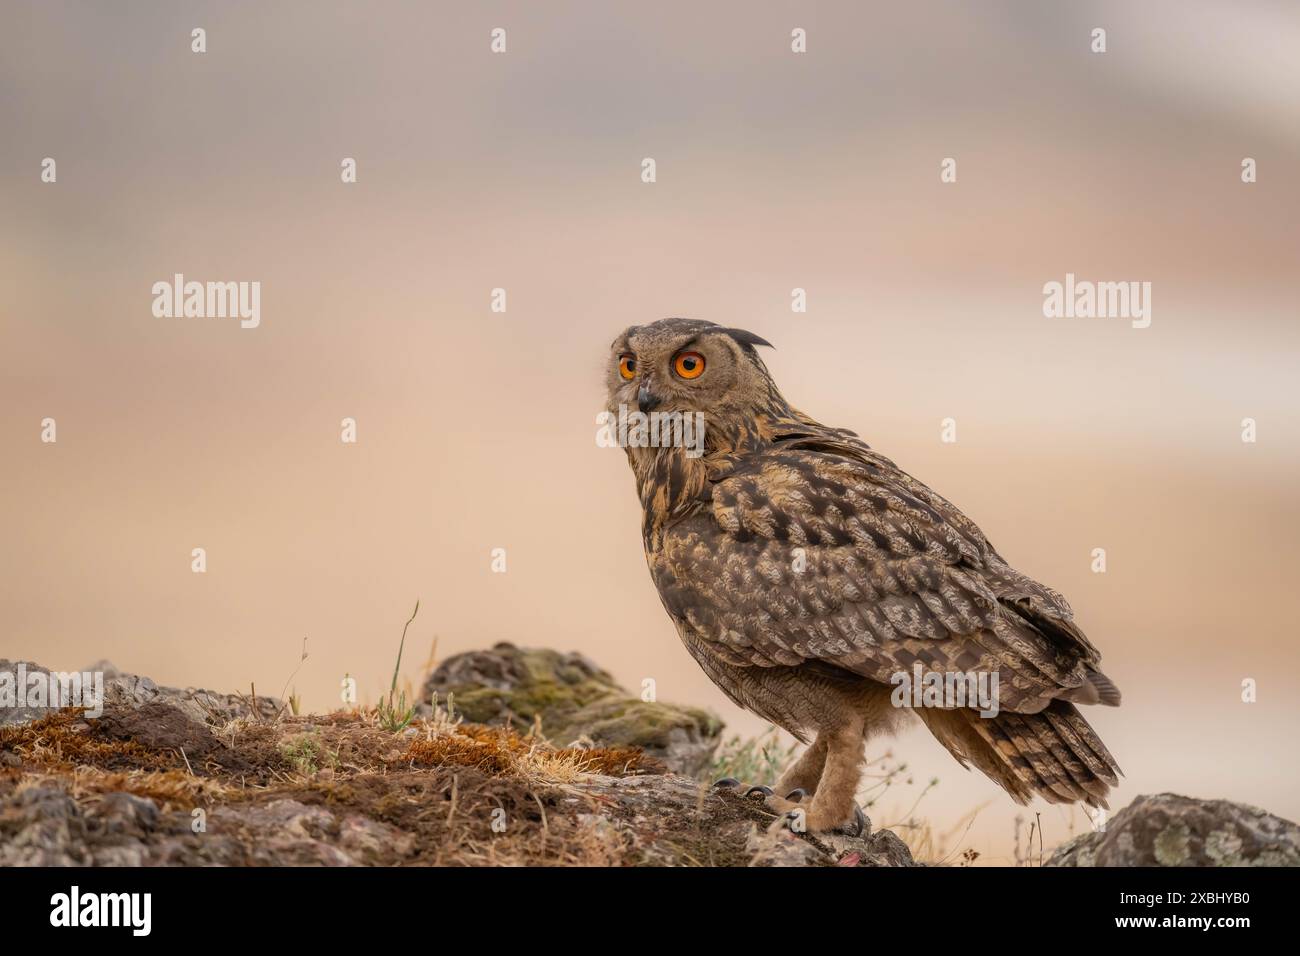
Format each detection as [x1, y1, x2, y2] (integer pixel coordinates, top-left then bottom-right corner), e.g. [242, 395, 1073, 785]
[644, 417, 1120, 717]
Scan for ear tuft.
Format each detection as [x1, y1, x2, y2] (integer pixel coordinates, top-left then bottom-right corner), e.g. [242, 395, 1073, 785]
[722, 327, 774, 351]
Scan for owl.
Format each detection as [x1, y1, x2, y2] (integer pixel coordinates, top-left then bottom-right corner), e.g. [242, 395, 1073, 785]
[605, 318, 1121, 835]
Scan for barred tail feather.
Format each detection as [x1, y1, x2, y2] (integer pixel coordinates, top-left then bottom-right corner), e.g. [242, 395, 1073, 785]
[917, 700, 1122, 809]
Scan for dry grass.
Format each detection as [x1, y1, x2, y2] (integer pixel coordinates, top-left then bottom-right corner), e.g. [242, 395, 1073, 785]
[67, 766, 235, 810]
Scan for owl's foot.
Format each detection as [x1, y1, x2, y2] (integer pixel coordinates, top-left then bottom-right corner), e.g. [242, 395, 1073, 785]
[776, 802, 869, 837]
[713, 778, 806, 806]
[716, 776, 863, 835]
[711, 778, 782, 801]
[760, 788, 814, 818]
[713, 778, 845, 828]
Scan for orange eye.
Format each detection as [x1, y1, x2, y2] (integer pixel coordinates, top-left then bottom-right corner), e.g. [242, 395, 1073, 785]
[618, 354, 636, 380]
[673, 351, 705, 379]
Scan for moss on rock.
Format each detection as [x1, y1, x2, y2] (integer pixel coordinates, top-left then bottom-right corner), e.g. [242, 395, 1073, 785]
[418, 643, 723, 776]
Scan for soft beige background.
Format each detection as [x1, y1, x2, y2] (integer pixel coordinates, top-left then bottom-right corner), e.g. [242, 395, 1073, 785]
[3, 1, 1298, 862]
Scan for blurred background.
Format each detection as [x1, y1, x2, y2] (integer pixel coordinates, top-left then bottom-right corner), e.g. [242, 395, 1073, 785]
[3, 0, 1298, 862]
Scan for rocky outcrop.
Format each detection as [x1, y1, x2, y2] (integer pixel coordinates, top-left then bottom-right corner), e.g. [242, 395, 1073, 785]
[9, 655, 1297, 869]
[0, 656, 912, 867]
[1047, 793, 1300, 867]
[417, 643, 722, 777]
[0, 766, 913, 868]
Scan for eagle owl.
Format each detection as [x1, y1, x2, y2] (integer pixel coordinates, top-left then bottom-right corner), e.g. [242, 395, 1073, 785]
[606, 318, 1121, 835]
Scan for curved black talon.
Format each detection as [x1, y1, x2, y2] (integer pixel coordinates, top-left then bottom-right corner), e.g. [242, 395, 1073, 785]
[712, 777, 741, 790]
[785, 788, 809, 803]
[837, 805, 868, 838]
[744, 785, 774, 799]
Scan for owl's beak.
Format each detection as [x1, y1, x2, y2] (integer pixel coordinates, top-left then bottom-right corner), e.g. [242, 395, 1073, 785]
[637, 383, 661, 413]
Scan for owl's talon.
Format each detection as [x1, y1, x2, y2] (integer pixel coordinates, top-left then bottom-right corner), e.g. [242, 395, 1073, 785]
[744, 785, 774, 799]
[836, 805, 869, 838]
[712, 777, 741, 790]
[785, 788, 808, 803]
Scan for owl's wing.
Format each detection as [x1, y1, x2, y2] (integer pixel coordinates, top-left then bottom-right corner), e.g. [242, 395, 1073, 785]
[652, 439, 1114, 714]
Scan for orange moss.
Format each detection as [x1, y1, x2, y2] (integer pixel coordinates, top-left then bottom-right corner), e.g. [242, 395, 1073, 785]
[401, 724, 650, 777]
[0, 709, 179, 773]
[403, 725, 532, 774]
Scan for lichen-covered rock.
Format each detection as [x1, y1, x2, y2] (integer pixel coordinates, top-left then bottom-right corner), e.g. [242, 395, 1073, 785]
[420, 645, 617, 728]
[1047, 793, 1300, 867]
[418, 643, 723, 776]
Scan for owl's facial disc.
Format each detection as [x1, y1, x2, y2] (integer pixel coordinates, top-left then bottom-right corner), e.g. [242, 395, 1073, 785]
[606, 319, 776, 423]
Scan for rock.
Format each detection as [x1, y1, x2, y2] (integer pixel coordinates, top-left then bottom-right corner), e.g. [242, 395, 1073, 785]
[90, 793, 161, 836]
[206, 799, 411, 866]
[748, 823, 830, 866]
[0, 783, 415, 867]
[418, 643, 722, 776]
[93, 701, 223, 761]
[99, 663, 283, 726]
[820, 826, 919, 867]
[0, 659, 282, 728]
[745, 812, 918, 868]
[568, 771, 914, 867]
[1047, 793, 1300, 867]
[0, 661, 70, 726]
[338, 813, 415, 865]
[0, 786, 93, 865]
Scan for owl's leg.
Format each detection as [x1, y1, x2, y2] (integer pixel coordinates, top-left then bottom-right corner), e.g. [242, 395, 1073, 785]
[772, 736, 829, 799]
[773, 723, 867, 834]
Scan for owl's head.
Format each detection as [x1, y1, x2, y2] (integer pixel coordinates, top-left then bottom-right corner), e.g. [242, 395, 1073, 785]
[605, 318, 781, 428]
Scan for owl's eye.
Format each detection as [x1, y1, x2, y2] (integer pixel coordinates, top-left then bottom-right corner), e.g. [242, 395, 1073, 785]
[618, 354, 637, 380]
[673, 351, 706, 380]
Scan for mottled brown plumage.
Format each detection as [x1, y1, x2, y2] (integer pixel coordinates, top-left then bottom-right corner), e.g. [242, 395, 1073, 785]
[606, 318, 1121, 833]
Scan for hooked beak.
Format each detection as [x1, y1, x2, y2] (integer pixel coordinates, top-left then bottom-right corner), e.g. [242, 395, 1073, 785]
[637, 383, 661, 413]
